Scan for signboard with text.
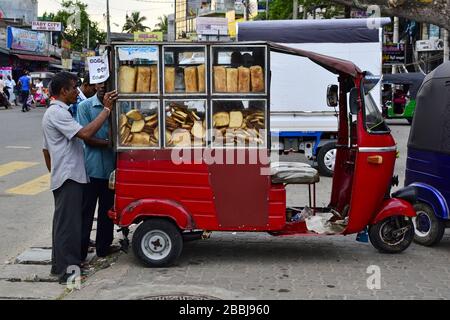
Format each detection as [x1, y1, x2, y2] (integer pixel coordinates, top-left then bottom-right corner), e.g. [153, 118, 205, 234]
[6, 27, 48, 54]
[88, 52, 110, 84]
[133, 32, 163, 42]
[383, 43, 405, 65]
[196, 17, 228, 36]
[32, 21, 62, 32]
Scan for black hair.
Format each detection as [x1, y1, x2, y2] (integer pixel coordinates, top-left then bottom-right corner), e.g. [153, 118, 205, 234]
[82, 73, 91, 85]
[49, 72, 78, 96]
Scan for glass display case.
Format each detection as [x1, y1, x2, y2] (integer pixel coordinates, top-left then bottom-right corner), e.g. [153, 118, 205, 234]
[211, 99, 267, 148]
[164, 99, 207, 148]
[115, 45, 159, 95]
[210, 45, 267, 95]
[117, 100, 160, 149]
[163, 45, 207, 95]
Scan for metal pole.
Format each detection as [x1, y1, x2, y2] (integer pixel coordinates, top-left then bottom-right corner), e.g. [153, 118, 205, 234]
[87, 22, 90, 49]
[392, 17, 399, 74]
[106, 0, 111, 45]
[293, 0, 298, 19]
[444, 29, 449, 63]
[266, 0, 269, 20]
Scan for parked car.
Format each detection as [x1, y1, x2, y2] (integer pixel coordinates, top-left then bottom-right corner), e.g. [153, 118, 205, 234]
[405, 61, 450, 246]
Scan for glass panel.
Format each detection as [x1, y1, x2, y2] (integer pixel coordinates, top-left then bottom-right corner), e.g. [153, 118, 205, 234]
[163, 46, 206, 94]
[164, 100, 207, 147]
[211, 46, 266, 94]
[212, 100, 267, 147]
[116, 46, 159, 94]
[117, 100, 160, 148]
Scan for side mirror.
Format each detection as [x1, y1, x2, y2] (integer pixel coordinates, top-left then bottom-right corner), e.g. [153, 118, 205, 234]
[349, 87, 360, 115]
[326, 84, 339, 107]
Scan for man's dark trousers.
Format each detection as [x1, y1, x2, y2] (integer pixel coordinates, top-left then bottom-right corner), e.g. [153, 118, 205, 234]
[81, 177, 114, 260]
[20, 90, 29, 111]
[52, 179, 83, 276]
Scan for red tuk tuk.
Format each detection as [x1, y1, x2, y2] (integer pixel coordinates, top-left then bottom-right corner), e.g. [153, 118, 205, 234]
[108, 42, 417, 267]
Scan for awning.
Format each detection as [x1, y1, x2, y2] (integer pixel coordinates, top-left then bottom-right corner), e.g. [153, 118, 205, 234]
[14, 54, 59, 63]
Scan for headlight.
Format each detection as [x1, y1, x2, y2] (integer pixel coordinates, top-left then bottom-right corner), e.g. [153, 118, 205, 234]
[108, 170, 116, 190]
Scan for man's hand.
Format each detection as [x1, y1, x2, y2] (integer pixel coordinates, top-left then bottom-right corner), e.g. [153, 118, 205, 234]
[103, 90, 118, 111]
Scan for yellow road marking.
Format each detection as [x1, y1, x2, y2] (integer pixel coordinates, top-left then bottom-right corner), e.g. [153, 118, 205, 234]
[0, 161, 39, 178]
[6, 174, 50, 196]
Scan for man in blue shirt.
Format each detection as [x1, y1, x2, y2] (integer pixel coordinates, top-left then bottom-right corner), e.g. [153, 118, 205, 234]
[18, 70, 31, 112]
[76, 81, 117, 261]
[70, 74, 96, 119]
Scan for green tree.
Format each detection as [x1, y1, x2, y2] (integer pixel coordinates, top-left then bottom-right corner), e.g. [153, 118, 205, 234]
[254, 0, 345, 20]
[40, 0, 105, 51]
[122, 12, 150, 33]
[153, 15, 168, 33]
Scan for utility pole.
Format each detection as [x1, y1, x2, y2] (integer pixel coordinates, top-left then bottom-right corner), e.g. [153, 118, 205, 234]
[265, 0, 269, 20]
[106, 0, 111, 45]
[87, 22, 90, 49]
[293, 0, 298, 19]
[444, 29, 449, 63]
[392, 17, 399, 74]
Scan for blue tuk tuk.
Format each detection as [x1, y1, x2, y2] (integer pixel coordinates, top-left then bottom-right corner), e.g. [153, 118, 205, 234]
[405, 61, 450, 246]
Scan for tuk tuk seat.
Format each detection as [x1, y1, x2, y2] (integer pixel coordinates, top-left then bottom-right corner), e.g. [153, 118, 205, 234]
[270, 162, 320, 185]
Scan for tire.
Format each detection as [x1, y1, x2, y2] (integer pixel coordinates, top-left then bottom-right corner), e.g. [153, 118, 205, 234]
[132, 218, 183, 267]
[412, 202, 445, 246]
[407, 118, 413, 124]
[317, 142, 336, 177]
[369, 216, 414, 253]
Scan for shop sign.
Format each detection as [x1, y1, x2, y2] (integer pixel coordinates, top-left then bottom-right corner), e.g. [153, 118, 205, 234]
[7, 27, 48, 54]
[88, 52, 110, 84]
[134, 32, 163, 42]
[32, 21, 62, 32]
[382, 43, 405, 65]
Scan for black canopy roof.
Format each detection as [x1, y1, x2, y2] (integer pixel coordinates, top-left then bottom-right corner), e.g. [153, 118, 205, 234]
[382, 73, 426, 99]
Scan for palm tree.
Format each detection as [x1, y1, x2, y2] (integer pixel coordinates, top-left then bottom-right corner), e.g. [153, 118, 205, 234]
[122, 12, 149, 33]
[153, 15, 168, 34]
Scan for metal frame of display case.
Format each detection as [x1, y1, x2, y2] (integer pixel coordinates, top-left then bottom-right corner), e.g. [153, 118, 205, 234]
[111, 42, 270, 152]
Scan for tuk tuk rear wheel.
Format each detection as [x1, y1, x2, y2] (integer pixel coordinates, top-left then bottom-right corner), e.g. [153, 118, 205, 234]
[368, 216, 414, 253]
[412, 202, 445, 246]
[132, 218, 183, 267]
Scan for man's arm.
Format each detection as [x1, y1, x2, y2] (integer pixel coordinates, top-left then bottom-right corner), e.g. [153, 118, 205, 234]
[43, 149, 51, 172]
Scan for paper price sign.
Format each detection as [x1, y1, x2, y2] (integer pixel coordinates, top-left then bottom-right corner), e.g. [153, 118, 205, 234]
[88, 53, 110, 84]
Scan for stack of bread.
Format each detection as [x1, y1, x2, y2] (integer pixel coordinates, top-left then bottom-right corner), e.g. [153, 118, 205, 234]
[118, 64, 158, 93]
[165, 102, 206, 147]
[213, 65, 264, 93]
[212, 109, 265, 146]
[119, 109, 159, 147]
[164, 64, 205, 93]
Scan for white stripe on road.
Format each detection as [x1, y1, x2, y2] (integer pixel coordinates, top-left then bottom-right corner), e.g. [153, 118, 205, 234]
[5, 146, 32, 149]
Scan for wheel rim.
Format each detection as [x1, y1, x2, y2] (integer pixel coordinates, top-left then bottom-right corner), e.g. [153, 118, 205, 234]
[141, 230, 172, 261]
[412, 211, 431, 238]
[378, 217, 409, 246]
[324, 148, 336, 171]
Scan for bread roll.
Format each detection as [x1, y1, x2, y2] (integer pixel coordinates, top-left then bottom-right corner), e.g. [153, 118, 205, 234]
[214, 66, 226, 92]
[238, 67, 250, 92]
[250, 66, 264, 92]
[165, 67, 175, 93]
[197, 64, 205, 93]
[150, 65, 158, 93]
[118, 66, 136, 93]
[136, 66, 151, 93]
[213, 112, 230, 127]
[229, 111, 243, 128]
[184, 66, 198, 93]
[226, 68, 238, 93]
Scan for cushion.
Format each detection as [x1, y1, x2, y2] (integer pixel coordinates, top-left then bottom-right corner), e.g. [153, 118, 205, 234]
[270, 161, 320, 184]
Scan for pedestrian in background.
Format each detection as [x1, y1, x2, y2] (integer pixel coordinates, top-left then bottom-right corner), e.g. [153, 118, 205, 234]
[76, 81, 118, 262]
[42, 72, 117, 284]
[5, 75, 16, 106]
[18, 70, 31, 112]
[70, 74, 97, 119]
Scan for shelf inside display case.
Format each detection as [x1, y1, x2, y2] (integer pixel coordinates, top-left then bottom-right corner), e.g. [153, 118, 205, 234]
[164, 99, 207, 148]
[116, 46, 159, 95]
[211, 45, 267, 95]
[117, 100, 160, 149]
[211, 99, 267, 148]
[163, 46, 207, 95]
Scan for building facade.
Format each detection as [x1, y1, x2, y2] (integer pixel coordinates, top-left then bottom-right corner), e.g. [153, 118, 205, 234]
[0, 0, 38, 25]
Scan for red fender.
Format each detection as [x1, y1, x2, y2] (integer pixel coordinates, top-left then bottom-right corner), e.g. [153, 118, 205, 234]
[371, 198, 416, 225]
[118, 199, 196, 229]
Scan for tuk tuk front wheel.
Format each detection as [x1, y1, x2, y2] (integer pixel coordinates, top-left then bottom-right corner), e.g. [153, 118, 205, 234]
[317, 142, 336, 177]
[368, 216, 414, 253]
[132, 218, 183, 267]
[412, 202, 445, 246]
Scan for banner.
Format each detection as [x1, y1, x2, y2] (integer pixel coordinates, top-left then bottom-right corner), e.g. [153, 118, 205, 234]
[0, 67, 12, 79]
[134, 32, 163, 42]
[383, 43, 405, 65]
[117, 46, 158, 61]
[88, 52, 110, 84]
[196, 17, 228, 36]
[7, 27, 48, 54]
[32, 21, 62, 32]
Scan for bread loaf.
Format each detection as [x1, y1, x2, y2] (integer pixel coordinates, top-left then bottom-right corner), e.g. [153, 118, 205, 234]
[226, 68, 238, 93]
[250, 66, 264, 92]
[214, 66, 226, 92]
[118, 66, 136, 93]
[197, 64, 205, 92]
[150, 65, 158, 93]
[238, 67, 250, 92]
[136, 66, 151, 93]
[165, 67, 175, 93]
[184, 66, 198, 93]
[213, 112, 230, 127]
[229, 111, 243, 128]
